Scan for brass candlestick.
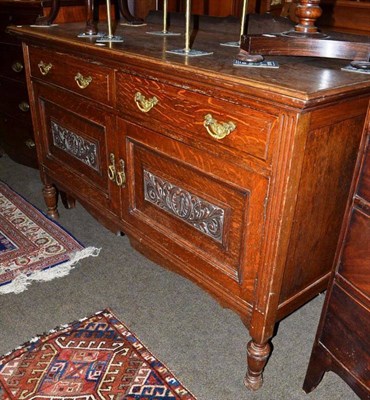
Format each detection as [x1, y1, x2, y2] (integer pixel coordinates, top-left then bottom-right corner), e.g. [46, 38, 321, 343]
[147, 0, 181, 36]
[220, 0, 248, 47]
[166, 0, 213, 57]
[96, 0, 124, 43]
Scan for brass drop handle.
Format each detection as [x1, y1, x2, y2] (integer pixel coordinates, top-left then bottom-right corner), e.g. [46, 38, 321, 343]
[115, 159, 126, 187]
[108, 153, 116, 182]
[11, 61, 23, 73]
[75, 72, 92, 89]
[25, 139, 36, 149]
[134, 91, 158, 113]
[38, 61, 53, 75]
[203, 113, 236, 140]
[18, 101, 30, 112]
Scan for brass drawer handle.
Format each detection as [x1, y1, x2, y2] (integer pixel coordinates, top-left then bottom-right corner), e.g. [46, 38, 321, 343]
[18, 101, 30, 112]
[11, 61, 24, 73]
[203, 113, 236, 140]
[38, 61, 53, 75]
[108, 153, 116, 181]
[75, 72, 92, 89]
[25, 139, 36, 149]
[134, 91, 158, 113]
[115, 159, 126, 187]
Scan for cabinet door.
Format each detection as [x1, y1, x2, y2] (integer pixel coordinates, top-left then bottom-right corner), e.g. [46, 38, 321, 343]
[118, 119, 268, 306]
[33, 83, 120, 216]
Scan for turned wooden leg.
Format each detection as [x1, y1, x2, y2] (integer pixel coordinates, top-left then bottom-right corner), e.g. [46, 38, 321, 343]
[60, 191, 76, 210]
[303, 345, 329, 393]
[244, 340, 271, 390]
[42, 184, 59, 219]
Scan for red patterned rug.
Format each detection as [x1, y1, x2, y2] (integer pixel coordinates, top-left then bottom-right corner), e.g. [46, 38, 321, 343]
[0, 308, 196, 399]
[0, 181, 100, 294]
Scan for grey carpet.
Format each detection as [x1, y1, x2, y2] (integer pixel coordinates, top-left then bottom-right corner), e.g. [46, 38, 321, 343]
[0, 154, 357, 400]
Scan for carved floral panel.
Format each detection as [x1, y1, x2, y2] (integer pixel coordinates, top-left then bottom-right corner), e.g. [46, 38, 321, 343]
[143, 170, 225, 242]
[51, 120, 99, 171]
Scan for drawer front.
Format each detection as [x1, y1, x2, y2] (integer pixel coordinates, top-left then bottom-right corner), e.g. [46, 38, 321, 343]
[0, 113, 38, 168]
[116, 72, 277, 163]
[358, 144, 369, 202]
[121, 119, 268, 300]
[339, 206, 370, 298]
[0, 77, 30, 120]
[0, 43, 25, 82]
[29, 46, 114, 106]
[34, 84, 119, 213]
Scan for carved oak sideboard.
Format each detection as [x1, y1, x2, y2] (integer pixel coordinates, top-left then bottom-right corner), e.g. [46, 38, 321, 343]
[8, 21, 370, 390]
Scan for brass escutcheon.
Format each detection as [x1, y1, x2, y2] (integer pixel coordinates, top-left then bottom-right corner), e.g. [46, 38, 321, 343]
[75, 72, 92, 89]
[38, 61, 53, 75]
[11, 61, 23, 73]
[203, 113, 236, 140]
[134, 92, 158, 113]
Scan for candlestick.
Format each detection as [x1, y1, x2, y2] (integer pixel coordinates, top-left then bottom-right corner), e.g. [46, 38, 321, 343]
[166, 0, 213, 57]
[147, 0, 181, 36]
[220, 0, 248, 47]
[96, 0, 124, 43]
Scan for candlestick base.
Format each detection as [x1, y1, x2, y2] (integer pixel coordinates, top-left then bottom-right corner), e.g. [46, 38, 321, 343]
[166, 48, 213, 57]
[147, 30, 181, 36]
[220, 41, 240, 48]
[96, 35, 124, 43]
[120, 21, 147, 27]
[78, 31, 105, 38]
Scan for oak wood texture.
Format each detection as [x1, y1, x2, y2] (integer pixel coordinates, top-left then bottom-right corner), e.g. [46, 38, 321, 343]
[303, 104, 370, 399]
[8, 20, 370, 390]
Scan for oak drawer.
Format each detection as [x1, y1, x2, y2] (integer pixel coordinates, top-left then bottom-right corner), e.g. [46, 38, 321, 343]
[28, 46, 114, 106]
[116, 72, 277, 163]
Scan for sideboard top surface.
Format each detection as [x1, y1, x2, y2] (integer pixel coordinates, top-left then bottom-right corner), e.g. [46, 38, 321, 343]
[8, 22, 370, 107]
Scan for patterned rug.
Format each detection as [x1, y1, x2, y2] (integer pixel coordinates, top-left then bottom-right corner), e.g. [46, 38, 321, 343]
[0, 308, 196, 399]
[0, 181, 100, 294]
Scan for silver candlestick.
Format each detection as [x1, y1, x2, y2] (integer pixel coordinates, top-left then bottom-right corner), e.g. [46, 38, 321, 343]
[220, 0, 248, 47]
[96, 0, 124, 43]
[166, 0, 213, 57]
[147, 0, 181, 36]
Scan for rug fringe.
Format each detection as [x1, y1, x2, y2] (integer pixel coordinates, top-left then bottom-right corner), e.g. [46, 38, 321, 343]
[0, 247, 100, 295]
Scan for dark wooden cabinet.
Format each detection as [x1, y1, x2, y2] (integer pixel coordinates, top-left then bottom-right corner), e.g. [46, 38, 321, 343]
[0, 0, 86, 169]
[303, 105, 370, 399]
[8, 20, 370, 390]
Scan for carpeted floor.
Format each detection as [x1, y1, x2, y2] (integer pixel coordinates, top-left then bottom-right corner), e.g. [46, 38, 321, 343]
[0, 154, 358, 400]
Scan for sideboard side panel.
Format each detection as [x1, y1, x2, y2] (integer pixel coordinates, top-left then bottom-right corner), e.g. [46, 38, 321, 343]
[278, 100, 368, 314]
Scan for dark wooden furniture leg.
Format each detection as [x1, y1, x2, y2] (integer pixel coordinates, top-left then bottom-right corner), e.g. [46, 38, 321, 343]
[117, 0, 144, 24]
[42, 184, 59, 219]
[303, 346, 330, 393]
[35, 0, 61, 25]
[60, 191, 76, 210]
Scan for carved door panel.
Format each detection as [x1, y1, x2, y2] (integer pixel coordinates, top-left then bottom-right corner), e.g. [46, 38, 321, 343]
[33, 83, 120, 216]
[118, 118, 268, 304]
